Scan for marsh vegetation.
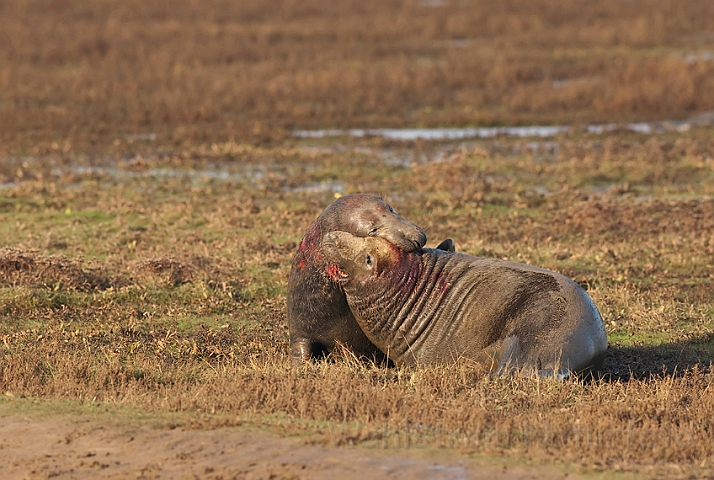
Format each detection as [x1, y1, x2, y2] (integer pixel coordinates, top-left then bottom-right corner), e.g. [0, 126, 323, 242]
[1, 0, 714, 478]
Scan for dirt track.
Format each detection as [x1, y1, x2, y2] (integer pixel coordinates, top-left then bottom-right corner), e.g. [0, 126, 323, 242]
[0, 416, 580, 480]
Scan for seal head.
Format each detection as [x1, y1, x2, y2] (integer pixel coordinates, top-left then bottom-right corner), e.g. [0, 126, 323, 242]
[287, 194, 426, 363]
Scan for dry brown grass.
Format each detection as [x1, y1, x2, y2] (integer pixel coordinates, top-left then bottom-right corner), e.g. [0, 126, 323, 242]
[2, 331, 714, 477]
[2, 1, 714, 476]
[3, 0, 714, 153]
[1, 130, 714, 476]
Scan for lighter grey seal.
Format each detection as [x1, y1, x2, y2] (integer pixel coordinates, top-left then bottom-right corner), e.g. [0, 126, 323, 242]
[322, 231, 608, 377]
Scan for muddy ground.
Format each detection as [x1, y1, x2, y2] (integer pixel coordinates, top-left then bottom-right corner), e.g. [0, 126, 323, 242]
[0, 415, 582, 480]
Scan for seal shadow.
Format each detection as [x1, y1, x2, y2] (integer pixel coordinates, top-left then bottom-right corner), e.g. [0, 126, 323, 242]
[598, 334, 714, 381]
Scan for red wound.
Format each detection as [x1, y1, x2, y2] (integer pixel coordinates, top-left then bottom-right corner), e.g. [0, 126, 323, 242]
[325, 264, 347, 283]
[294, 222, 324, 270]
[438, 273, 451, 294]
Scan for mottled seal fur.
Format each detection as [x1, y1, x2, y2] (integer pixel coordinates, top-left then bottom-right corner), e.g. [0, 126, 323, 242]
[322, 231, 608, 377]
[287, 194, 429, 363]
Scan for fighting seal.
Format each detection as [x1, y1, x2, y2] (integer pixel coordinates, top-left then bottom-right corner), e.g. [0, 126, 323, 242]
[322, 231, 608, 377]
[287, 194, 428, 363]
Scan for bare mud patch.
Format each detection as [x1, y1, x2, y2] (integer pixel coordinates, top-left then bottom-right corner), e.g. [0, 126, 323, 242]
[0, 248, 110, 291]
[0, 415, 580, 480]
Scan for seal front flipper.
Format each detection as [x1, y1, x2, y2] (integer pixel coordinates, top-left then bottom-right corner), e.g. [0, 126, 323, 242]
[537, 368, 571, 380]
[290, 336, 327, 365]
[435, 238, 455, 252]
[290, 338, 312, 365]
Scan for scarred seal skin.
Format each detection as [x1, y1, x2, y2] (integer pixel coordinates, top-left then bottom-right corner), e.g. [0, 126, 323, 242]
[287, 194, 427, 364]
[322, 231, 608, 377]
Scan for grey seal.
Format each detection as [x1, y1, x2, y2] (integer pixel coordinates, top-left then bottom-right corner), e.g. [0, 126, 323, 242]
[322, 231, 608, 377]
[287, 194, 429, 363]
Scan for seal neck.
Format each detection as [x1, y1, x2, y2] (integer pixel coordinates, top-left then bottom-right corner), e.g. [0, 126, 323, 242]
[293, 221, 324, 271]
[344, 249, 427, 361]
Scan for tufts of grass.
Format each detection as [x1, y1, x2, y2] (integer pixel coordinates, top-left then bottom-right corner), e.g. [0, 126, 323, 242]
[4, 0, 714, 153]
[1, 116, 714, 476]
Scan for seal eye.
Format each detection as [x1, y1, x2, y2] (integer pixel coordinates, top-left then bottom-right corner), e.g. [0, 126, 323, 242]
[368, 227, 378, 236]
[388, 205, 396, 214]
[365, 255, 373, 267]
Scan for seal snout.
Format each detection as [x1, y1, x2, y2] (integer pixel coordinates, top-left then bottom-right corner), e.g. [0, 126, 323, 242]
[412, 230, 427, 250]
[382, 223, 426, 252]
[412, 225, 427, 249]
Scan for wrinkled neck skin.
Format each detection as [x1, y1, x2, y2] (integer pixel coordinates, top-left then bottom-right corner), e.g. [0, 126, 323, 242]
[342, 247, 455, 365]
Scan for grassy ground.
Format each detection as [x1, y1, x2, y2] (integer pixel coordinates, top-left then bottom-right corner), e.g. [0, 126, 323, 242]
[1, 132, 713, 477]
[3, 0, 714, 152]
[1, 1, 714, 478]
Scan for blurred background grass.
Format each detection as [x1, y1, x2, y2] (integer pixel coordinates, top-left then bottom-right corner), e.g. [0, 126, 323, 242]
[2, 0, 714, 152]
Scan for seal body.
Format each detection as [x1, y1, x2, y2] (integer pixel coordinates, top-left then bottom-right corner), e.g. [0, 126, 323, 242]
[322, 232, 608, 376]
[287, 194, 427, 363]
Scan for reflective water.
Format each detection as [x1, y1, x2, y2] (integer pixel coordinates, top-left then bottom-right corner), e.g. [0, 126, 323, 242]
[293, 119, 693, 141]
[0, 157, 348, 195]
[293, 126, 571, 141]
[52, 165, 265, 183]
[2, 114, 710, 194]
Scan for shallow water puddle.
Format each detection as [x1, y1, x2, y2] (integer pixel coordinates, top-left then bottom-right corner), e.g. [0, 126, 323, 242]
[294, 126, 571, 140]
[3, 113, 711, 194]
[0, 157, 349, 195]
[292, 118, 696, 141]
[53, 164, 267, 183]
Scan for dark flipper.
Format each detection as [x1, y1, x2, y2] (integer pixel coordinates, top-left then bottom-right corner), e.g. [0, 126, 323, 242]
[435, 238, 455, 252]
